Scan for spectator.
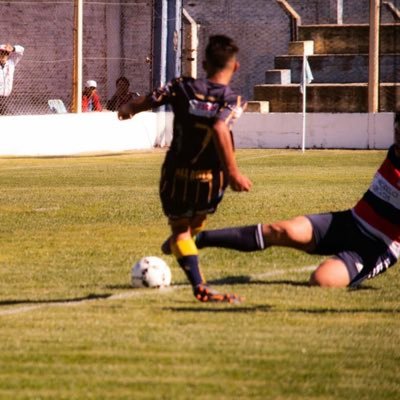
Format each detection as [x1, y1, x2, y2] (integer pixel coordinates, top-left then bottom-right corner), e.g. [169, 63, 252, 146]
[106, 76, 139, 111]
[82, 80, 103, 112]
[0, 43, 24, 115]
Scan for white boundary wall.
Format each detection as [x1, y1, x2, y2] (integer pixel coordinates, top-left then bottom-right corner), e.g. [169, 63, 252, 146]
[0, 112, 394, 156]
[235, 112, 394, 149]
[0, 111, 173, 156]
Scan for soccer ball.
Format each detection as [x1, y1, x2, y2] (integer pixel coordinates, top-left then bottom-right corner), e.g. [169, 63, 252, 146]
[131, 256, 172, 288]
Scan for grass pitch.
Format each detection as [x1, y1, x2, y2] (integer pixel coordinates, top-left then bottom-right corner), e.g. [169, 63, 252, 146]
[0, 149, 399, 399]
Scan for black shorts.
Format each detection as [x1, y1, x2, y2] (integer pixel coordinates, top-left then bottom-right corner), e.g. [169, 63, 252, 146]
[306, 210, 398, 286]
[159, 164, 227, 219]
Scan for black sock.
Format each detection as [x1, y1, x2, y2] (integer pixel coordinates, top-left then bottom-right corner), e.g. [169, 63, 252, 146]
[196, 224, 266, 252]
[177, 255, 204, 287]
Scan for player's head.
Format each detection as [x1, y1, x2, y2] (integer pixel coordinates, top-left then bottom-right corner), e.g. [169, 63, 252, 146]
[395, 112, 400, 147]
[0, 45, 11, 65]
[116, 76, 130, 88]
[203, 35, 239, 77]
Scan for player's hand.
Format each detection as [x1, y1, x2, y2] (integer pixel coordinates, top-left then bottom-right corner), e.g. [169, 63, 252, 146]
[229, 172, 252, 192]
[117, 103, 134, 120]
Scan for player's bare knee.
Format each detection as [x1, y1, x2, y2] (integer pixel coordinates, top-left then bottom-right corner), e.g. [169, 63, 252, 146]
[309, 270, 334, 287]
[309, 270, 324, 286]
[263, 223, 288, 242]
[309, 266, 349, 288]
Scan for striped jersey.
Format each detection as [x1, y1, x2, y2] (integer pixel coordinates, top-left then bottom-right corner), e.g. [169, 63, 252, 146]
[352, 145, 400, 258]
[150, 77, 246, 170]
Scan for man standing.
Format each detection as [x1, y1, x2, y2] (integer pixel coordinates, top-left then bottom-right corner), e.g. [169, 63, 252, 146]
[0, 43, 24, 115]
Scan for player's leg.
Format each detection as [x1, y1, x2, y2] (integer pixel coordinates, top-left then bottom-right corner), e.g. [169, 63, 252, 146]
[309, 257, 351, 287]
[196, 216, 316, 252]
[169, 215, 241, 303]
[161, 215, 206, 255]
[262, 216, 316, 251]
[169, 217, 205, 289]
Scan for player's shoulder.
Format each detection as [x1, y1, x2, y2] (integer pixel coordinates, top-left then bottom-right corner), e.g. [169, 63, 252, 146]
[169, 76, 195, 87]
[223, 86, 244, 104]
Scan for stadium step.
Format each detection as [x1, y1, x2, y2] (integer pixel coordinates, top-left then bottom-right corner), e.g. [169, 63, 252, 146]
[298, 23, 400, 54]
[253, 83, 400, 113]
[252, 23, 400, 113]
[265, 69, 291, 84]
[246, 101, 270, 113]
[288, 40, 314, 56]
[274, 54, 400, 84]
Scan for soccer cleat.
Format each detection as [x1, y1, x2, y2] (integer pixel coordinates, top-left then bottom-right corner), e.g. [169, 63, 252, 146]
[193, 284, 244, 304]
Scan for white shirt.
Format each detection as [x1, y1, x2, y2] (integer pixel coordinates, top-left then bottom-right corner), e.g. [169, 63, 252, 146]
[0, 45, 24, 97]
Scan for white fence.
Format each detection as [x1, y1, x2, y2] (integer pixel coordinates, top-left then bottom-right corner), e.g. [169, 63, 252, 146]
[0, 112, 394, 156]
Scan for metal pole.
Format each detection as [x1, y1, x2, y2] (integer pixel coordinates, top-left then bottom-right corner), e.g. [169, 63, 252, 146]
[152, 0, 167, 89]
[368, 0, 380, 113]
[166, 0, 182, 81]
[337, 0, 343, 24]
[72, 0, 83, 113]
[182, 8, 198, 78]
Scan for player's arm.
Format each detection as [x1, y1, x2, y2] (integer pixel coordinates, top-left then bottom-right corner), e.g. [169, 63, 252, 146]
[118, 95, 153, 120]
[212, 119, 252, 192]
[118, 81, 173, 121]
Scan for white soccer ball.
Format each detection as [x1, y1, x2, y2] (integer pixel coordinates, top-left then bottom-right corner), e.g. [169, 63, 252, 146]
[131, 256, 172, 288]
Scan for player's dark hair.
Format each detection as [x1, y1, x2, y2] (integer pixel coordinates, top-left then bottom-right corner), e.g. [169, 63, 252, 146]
[395, 112, 400, 125]
[205, 35, 238, 71]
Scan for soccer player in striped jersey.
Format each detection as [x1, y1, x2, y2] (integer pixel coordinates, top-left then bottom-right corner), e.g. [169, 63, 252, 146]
[194, 113, 400, 288]
[118, 35, 252, 302]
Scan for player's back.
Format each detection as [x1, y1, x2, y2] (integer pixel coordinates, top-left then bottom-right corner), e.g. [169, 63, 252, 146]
[165, 77, 239, 170]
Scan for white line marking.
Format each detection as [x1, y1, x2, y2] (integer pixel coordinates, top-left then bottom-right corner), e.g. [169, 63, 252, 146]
[0, 266, 316, 316]
[251, 265, 315, 280]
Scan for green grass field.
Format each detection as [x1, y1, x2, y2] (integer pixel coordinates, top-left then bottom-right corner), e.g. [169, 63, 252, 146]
[0, 149, 399, 400]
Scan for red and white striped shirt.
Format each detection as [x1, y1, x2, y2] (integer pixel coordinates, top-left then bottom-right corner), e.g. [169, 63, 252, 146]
[352, 145, 400, 258]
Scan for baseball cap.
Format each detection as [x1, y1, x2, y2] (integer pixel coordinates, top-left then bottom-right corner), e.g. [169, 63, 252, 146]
[0, 44, 11, 53]
[85, 80, 97, 88]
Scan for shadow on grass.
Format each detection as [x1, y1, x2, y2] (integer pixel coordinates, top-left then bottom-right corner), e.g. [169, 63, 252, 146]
[289, 307, 400, 314]
[164, 305, 273, 313]
[207, 275, 378, 290]
[166, 305, 400, 314]
[105, 284, 133, 290]
[209, 276, 310, 287]
[0, 293, 111, 306]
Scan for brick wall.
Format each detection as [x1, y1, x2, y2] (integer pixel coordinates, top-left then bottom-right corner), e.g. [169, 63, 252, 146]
[0, 1, 152, 114]
[182, 0, 290, 100]
[1, 0, 397, 114]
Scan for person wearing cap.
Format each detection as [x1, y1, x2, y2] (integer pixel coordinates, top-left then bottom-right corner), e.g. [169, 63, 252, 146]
[82, 79, 103, 112]
[0, 43, 24, 115]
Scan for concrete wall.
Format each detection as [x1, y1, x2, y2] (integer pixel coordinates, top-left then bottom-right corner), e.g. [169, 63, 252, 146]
[0, 112, 393, 157]
[0, 112, 172, 157]
[235, 112, 394, 149]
